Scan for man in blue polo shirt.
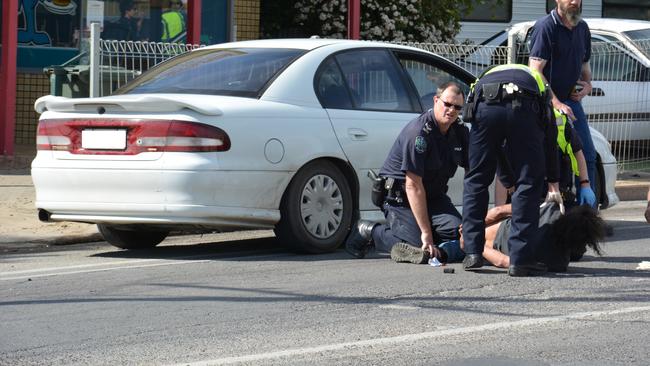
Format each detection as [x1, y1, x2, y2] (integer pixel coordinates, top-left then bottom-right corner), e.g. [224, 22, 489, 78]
[528, 0, 596, 207]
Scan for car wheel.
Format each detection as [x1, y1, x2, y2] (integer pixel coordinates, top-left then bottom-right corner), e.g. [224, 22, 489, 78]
[275, 160, 353, 254]
[97, 224, 169, 250]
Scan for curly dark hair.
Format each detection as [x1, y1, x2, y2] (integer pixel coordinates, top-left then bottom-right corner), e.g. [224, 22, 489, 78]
[551, 205, 605, 259]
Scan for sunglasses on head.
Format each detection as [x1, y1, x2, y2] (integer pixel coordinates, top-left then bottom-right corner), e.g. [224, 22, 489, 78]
[439, 99, 462, 111]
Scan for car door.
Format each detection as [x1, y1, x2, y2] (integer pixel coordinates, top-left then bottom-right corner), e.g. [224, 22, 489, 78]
[318, 48, 474, 213]
[583, 34, 650, 142]
[317, 48, 419, 215]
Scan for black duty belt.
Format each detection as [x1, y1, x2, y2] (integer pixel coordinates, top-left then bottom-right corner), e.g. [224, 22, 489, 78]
[478, 82, 541, 103]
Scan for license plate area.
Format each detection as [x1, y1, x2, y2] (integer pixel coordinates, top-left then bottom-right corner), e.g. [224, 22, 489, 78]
[82, 129, 127, 150]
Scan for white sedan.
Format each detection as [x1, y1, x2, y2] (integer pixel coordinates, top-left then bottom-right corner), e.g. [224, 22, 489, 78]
[32, 39, 618, 253]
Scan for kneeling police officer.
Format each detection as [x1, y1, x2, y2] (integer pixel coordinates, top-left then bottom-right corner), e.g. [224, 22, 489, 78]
[345, 82, 469, 264]
[461, 64, 564, 277]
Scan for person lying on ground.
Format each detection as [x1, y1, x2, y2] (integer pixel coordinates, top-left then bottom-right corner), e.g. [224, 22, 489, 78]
[457, 202, 605, 272]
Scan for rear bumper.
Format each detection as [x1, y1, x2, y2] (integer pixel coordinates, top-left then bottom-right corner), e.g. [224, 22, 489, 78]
[32, 154, 290, 229]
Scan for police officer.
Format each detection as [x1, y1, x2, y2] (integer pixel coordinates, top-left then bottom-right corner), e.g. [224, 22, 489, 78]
[161, 0, 186, 43]
[345, 82, 469, 264]
[461, 64, 563, 277]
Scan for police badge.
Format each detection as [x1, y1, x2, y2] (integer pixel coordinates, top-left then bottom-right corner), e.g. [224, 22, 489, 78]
[415, 135, 427, 154]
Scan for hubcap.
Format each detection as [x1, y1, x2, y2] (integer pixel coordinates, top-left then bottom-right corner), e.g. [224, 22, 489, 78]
[300, 174, 344, 239]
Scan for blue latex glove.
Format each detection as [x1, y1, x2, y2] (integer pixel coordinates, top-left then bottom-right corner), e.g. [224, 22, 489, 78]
[579, 186, 597, 208]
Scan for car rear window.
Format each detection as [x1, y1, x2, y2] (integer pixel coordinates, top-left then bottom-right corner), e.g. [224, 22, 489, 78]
[117, 48, 305, 97]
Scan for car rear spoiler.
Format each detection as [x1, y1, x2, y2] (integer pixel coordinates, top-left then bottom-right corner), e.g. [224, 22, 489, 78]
[34, 95, 224, 116]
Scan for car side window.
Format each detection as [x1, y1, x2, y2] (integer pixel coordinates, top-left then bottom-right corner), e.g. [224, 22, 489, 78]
[315, 57, 354, 109]
[590, 38, 644, 81]
[334, 49, 414, 112]
[397, 56, 470, 111]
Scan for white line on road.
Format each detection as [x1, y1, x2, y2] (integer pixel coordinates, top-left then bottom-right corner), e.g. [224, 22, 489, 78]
[170, 305, 650, 366]
[0, 252, 283, 281]
[0, 259, 212, 281]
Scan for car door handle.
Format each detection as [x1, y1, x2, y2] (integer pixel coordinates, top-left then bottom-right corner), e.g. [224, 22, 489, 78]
[589, 87, 605, 97]
[348, 128, 368, 140]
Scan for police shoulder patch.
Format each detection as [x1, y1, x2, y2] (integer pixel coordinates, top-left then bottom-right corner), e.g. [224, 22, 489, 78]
[415, 135, 427, 154]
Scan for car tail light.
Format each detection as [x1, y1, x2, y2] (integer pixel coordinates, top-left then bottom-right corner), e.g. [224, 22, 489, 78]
[36, 119, 231, 155]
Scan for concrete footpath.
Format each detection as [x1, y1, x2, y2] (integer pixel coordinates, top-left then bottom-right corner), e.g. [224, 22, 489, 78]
[1, 145, 649, 253]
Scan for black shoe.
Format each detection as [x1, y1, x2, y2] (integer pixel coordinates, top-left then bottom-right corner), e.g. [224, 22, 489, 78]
[605, 223, 614, 237]
[508, 262, 548, 277]
[344, 220, 375, 259]
[390, 243, 429, 264]
[462, 254, 483, 270]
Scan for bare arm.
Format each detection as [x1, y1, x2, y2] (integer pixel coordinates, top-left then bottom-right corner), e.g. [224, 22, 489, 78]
[404, 172, 441, 258]
[482, 246, 510, 268]
[529, 56, 576, 121]
[485, 204, 512, 226]
[575, 150, 591, 188]
[571, 62, 593, 102]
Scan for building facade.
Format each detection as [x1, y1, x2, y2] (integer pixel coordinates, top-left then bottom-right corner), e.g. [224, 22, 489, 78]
[1, 0, 261, 156]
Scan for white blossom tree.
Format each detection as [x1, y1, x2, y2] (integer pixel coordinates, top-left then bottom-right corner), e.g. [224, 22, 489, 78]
[279, 0, 476, 43]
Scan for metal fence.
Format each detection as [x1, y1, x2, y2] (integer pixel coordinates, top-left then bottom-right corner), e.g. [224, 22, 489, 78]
[95, 40, 202, 97]
[405, 40, 650, 172]
[89, 32, 650, 172]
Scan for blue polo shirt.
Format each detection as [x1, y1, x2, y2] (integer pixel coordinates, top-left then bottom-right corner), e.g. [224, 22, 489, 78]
[379, 110, 468, 199]
[529, 9, 591, 101]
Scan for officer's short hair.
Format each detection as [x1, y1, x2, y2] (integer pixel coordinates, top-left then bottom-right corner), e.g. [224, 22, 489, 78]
[437, 82, 465, 99]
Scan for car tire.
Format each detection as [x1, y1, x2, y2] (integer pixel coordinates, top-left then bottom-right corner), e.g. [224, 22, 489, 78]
[97, 224, 169, 250]
[275, 160, 353, 254]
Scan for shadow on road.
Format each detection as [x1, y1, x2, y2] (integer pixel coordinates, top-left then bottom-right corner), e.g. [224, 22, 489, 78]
[604, 219, 650, 243]
[90, 236, 359, 263]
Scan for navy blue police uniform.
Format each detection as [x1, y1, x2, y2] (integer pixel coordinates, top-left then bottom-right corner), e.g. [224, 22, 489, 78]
[461, 65, 559, 269]
[371, 110, 469, 253]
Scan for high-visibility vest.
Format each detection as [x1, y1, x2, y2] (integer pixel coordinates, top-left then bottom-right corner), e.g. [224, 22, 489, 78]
[161, 11, 185, 42]
[554, 108, 579, 176]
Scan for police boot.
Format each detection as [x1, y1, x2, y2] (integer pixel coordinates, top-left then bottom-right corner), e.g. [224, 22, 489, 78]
[462, 254, 484, 270]
[390, 243, 429, 264]
[344, 220, 376, 259]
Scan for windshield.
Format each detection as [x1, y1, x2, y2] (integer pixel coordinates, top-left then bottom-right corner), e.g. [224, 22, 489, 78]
[117, 48, 305, 97]
[623, 28, 650, 60]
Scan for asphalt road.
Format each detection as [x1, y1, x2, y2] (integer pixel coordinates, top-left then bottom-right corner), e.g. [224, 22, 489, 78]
[1, 202, 649, 366]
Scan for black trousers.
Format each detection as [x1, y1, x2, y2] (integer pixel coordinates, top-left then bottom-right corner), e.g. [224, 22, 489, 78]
[461, 99, 545, 265]
[372, 194, 461, 253]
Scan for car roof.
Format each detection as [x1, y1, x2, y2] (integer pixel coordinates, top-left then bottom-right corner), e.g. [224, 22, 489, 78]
[508, 17, 650, 35]
[201, 38, 417, 52]
[583, 18, 650, 33]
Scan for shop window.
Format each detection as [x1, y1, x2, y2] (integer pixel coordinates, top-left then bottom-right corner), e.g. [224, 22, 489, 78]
[97, 0, 187, 43]
[17, 0, 81, 48]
